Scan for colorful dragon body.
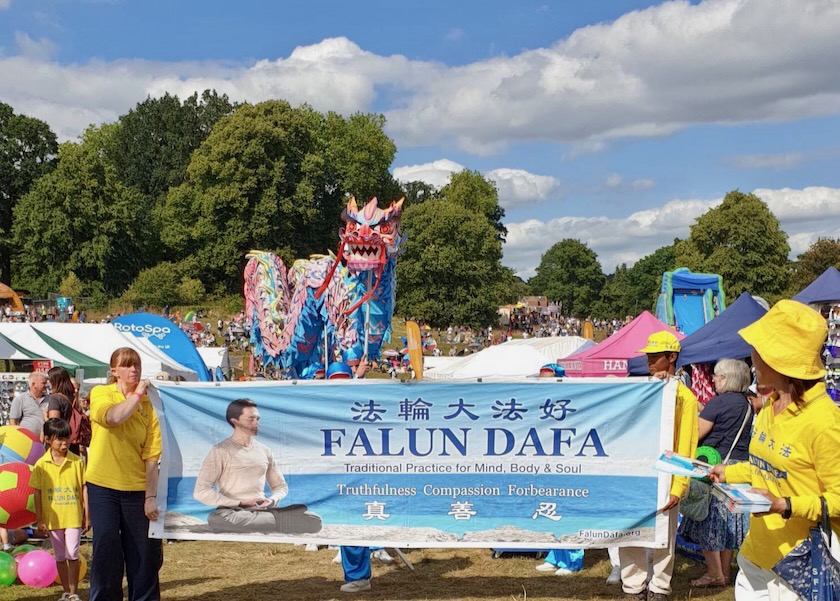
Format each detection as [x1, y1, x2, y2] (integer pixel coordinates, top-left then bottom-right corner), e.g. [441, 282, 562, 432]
[244, 196, 405, 377]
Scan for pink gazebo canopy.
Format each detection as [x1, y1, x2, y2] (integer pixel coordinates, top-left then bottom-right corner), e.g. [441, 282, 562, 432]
[558, 311, 684, 377]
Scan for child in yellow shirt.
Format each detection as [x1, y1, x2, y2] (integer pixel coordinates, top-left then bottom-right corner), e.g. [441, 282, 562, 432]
[31, 418, 89, 601]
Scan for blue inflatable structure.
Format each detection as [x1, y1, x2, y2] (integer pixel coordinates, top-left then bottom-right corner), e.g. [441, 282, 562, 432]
[655, 268, 726, 335]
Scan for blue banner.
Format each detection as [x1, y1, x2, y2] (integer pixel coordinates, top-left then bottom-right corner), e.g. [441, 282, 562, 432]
[113, 312, 211, 381]
[149, 378, 677, 548]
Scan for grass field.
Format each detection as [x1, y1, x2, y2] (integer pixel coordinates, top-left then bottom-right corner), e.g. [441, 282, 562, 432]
[1, 542, 736, 601]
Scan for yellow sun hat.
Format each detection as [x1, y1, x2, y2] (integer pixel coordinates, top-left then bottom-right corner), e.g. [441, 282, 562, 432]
[738, 299, 827, 380]
[637, 331, 681, 354]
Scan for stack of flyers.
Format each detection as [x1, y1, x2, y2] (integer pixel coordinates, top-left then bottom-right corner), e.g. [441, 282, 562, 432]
[712, 483, 772, 514]
[651, 450, 713, 478]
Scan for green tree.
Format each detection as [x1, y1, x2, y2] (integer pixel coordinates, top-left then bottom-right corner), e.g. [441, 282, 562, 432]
[788, 238, 840, 295]
[496, 267, 531, 305]
[624, 242, 677, 314]
[529, 239, 605, 316]
[596, 263, 633, 316]
[159, 101, 398, 293]
[177, 277, 206, 305]
[0, 103, 58, 285]
[401, 180, 438, 205]
[112, 90, 237, 202]
[58, 272, 85, 299]
[439, 170, 507, 241]
[12, 125, 149, 296]
[122, 263, 181, 308]
[396, 198, 505, 327]
[675, 190, 790, 298]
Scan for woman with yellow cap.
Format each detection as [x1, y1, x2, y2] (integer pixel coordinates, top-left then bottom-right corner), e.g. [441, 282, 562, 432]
[710, 299, 840, 601]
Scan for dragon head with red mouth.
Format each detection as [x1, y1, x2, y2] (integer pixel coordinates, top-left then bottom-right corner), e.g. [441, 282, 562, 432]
[340, 196, 405, 273]
[314, 196, 405, 312]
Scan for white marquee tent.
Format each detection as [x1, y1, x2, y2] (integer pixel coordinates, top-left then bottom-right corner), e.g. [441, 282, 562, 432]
[25, 323, 197, 381]
[425, 336, 593, 380]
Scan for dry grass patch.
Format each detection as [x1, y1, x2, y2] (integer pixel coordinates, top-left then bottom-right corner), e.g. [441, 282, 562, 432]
[0, 542, 736, 601]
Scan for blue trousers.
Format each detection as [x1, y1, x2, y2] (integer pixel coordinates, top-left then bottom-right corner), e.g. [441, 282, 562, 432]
[546, 549, 585, 571]
[88, 483, 162, 601]
[340, 546, 371, 582]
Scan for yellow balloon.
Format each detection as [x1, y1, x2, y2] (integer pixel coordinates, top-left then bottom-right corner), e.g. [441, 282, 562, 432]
[54, 554, 87, 584]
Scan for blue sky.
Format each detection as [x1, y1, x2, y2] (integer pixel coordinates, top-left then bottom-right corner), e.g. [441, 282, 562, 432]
[1, 0, 839, 278]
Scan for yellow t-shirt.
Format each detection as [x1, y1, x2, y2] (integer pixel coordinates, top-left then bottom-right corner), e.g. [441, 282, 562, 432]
[86, 383, 162, 491]
[671, 381, 700, 499]
[30, 451, 85, 530]
[725, 382, 840, 569]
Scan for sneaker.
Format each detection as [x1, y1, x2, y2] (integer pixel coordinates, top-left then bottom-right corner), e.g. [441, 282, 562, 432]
[68, 595, 81, 601]
[304, 543, 319, 552]
[58, 594, 70, 601]
[607, 565, 622, 585]
[535, 562, 557, 572]
[371, 548, 394, 563]
[554, 567, 574, 576]
[332, 550, 343, 564]
[649, 593, 669, 601]
[1, 544, 13, 553]
[340, 579, 371, 593]
[624, 591, 647, 601]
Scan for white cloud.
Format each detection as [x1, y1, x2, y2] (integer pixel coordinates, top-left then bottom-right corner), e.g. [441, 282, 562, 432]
[0, 0, 11, 9]
[392, 160, 561, 208]
[502, 186, 840, 278]
[393, 159, 464, 189]
[754, 186, 840, 256]
[386, 0, 840, 152]
[0, 37, 431, 141]
[485, 168, 561, 208]
[14, 32, 57, 61]
[727, 152, 804, 170]
[604, 173, 656, 191]
[1, 0, 839, 149]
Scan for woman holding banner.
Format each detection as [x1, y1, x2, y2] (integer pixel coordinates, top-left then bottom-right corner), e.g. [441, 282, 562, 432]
[87, 348, 163, 601]
[710, 300, 840, 601]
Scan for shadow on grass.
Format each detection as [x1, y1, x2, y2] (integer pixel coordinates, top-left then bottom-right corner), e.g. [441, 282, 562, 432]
[170, 552, 733, 601]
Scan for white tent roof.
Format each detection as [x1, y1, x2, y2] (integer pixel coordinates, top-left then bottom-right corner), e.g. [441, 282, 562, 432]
[424, 336, 591, 380]
[28, 323, 197, 381]
[0, 322, 84, 367]
[196, 346, 230, 371]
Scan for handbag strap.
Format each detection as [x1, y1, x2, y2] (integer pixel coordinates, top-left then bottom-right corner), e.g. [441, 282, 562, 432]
[821, 496, 832, 548]
[723, 396, 753, 463]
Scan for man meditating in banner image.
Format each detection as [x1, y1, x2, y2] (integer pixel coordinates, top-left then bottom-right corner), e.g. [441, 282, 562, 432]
[193, 398, 323, 534]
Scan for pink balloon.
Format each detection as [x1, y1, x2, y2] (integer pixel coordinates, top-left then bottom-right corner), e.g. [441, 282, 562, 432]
[16, 550, 58, 588]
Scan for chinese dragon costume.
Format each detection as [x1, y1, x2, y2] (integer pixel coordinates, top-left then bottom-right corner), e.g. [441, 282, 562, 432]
[243, 196, 405, 377]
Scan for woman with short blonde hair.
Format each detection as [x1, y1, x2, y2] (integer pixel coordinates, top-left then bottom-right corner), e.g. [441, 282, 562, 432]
[712, 359, 752, 394]
[679, 358, 753, 588]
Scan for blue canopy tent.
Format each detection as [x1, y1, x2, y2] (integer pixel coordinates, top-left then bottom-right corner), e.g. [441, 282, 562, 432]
[655, 268, 726, 336]
[629, 292, 766, 375]
[793, 266, 840, 305]
[112, 312, 212, 381]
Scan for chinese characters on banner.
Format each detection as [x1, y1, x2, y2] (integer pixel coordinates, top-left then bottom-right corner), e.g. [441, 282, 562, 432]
[150, 378, 676, 548]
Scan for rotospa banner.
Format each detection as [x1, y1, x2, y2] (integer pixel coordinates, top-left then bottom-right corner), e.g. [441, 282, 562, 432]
[148, 378, 677, 548]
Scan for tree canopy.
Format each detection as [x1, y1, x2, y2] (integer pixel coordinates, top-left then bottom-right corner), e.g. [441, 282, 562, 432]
[396, 196, 506, 328]
[12, 125, 149, 296]
[529, 239, 605, 316]
[789, 237, 840, 295]
[0, 103, 57, 285]
[439, 170, 507, 242]
[675, 190, 790, 299]
[158, 100, 399, 294]
[111, 90, 237, 204]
